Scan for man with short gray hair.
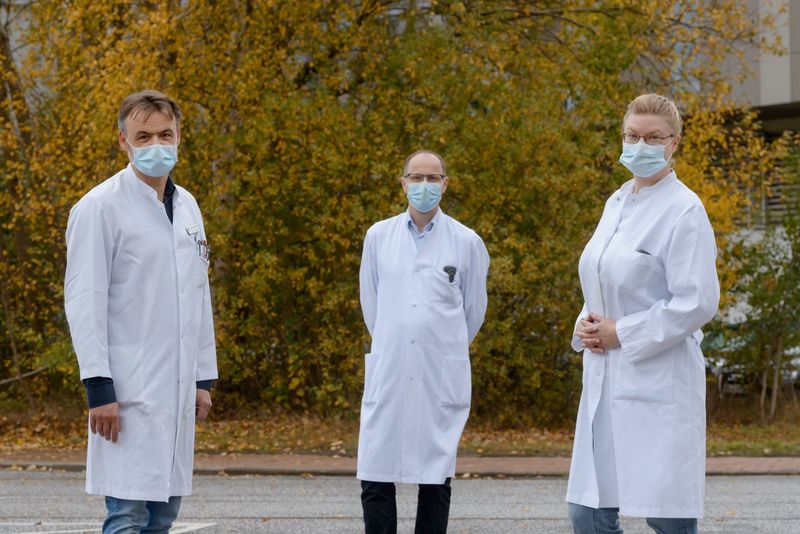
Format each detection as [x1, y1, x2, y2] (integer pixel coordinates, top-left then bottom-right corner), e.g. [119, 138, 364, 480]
[65, 89, 217, 532]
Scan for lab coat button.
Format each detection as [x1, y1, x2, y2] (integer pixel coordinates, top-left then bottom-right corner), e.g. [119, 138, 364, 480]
[410, 339, 416, 344]
[411, 303, 417, 308]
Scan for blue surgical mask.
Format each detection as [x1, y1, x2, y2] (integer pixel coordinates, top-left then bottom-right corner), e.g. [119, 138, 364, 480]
[407, 181, 442, 213]
[619, 141, 669, 178]
[126, 137, 178, 178]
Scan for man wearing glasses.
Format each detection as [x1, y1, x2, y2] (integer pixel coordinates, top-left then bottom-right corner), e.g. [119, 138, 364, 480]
[358, 150, 490, 533]
[64, 90, 217, 532]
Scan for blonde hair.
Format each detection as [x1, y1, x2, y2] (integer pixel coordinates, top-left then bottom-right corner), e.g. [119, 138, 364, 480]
[622, 94, 682, 135]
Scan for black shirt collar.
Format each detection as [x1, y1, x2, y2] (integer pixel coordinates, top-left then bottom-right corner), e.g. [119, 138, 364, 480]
[163, 176, 176, 200]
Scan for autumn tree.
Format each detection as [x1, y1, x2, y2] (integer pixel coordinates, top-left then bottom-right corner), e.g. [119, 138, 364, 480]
[714, 147, 800, 422]
[0, 1, 791, 426]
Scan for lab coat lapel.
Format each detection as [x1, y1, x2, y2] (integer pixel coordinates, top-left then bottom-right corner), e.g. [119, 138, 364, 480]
[582, 189, 626, 316]
[402, 211, 421, 258]
[404, 208, 442, 259]
[578, 189, 626, 427]
[415, 209, 444, 261]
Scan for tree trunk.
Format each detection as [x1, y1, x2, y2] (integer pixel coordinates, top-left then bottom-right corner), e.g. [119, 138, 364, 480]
[0, 276, 34, 410]
[769, 336, 783, 421]
[759, 367, 768, 423]
[0, 22, 42, 335]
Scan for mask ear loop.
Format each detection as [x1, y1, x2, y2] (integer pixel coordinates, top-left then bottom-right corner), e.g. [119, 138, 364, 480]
[665, 135, 679, 169]
[122, 134, 137, 161]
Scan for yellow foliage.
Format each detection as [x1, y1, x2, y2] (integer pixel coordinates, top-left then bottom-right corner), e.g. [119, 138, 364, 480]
[0, 1, 790, 426]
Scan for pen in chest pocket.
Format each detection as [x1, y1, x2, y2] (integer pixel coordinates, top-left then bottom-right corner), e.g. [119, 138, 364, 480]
[186, 224, 210, 262]
[197, 240, 210, 262]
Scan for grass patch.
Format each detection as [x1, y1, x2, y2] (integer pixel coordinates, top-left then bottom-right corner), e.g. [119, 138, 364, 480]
[707, 421, 800, 456]
[1, 411, 799, 457]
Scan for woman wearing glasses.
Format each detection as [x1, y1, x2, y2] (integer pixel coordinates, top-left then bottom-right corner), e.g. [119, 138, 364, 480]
[566, 94, 720, 534]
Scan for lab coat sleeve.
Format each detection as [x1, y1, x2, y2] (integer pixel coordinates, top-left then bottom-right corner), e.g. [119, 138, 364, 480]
[615, 205, 720, 363]
[64, 196, 114, 380]
[463, 233, 490, 344]
[571, 303, 588, 352]
[359, 227, 378, 337]
[195, 211, 218, 382]
[196, 278, 218, 381]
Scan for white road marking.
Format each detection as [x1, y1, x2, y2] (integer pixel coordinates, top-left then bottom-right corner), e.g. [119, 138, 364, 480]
[0, 524, 97, 526]
[171, 524, 217, 533]
[0, 522, 216, 533]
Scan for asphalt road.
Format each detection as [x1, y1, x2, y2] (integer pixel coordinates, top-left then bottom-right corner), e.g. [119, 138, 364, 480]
[1, 470, 798, 533]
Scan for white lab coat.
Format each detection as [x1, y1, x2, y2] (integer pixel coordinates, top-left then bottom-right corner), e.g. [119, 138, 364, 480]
[566, 172, 719, 518]
[64, 165, 217, 502]
[357, 210, 489, 484]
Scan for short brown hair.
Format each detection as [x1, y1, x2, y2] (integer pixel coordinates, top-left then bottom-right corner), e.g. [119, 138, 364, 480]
[403, 149, 447, 176]
[118, 90, 182, 131]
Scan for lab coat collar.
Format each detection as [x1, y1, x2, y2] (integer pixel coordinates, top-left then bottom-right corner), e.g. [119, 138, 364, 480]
[125, 164, 182, 205]
[404, 206, 443, 234]
[617, 170, 677, 201]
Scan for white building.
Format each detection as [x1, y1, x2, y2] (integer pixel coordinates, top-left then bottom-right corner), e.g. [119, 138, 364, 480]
[732, 0, 800, 133]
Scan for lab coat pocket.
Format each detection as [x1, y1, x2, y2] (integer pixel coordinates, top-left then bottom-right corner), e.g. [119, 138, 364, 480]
[192, 247, 209, 288]
[179, 230, 208, 288]
[429, 270, 463, 309]
[613, 350, 674, 404]
[620, 251, 665, 294]
[440, 356, 471, 407]
[108, 344, 144, 404]
[362, 353, 379, 404]
[195, 268, 207, 288]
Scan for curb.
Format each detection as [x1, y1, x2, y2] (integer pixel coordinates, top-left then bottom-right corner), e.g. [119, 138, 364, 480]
[2, 454, 800, 478]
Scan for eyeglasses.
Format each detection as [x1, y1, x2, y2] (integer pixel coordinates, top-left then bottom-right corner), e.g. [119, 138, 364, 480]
[403, 173, 446, 184]
[622, 133, 675, 145]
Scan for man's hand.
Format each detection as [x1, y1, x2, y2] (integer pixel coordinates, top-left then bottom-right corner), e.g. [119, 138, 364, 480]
[196, 388, 212, 421]
[89, 402, 120, 443]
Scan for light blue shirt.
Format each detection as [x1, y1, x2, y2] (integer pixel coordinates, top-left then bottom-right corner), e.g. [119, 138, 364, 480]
[405, 209, 441, 251]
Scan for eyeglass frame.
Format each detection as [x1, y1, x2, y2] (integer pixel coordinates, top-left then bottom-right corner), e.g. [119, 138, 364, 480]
[621, 132, 676, 145]
[402, 173, 447, 184]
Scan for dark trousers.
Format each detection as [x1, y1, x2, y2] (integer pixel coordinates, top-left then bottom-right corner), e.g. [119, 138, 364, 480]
[361, 478, 452, 534]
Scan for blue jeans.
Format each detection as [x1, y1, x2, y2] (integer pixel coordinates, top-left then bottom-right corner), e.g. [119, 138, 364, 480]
[568, 503, 698, 534]
[103, 496, 182, 534]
